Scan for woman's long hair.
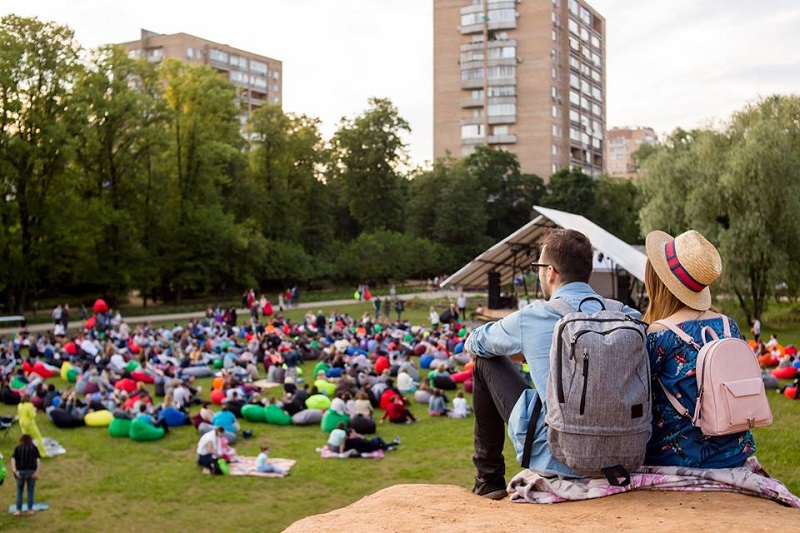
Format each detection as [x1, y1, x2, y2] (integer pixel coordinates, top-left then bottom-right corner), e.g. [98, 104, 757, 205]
[643, 260, 685, 324]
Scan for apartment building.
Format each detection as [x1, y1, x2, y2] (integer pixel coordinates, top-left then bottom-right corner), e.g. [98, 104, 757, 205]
[434, 0, 606, 179]
[119, 29, 282, 126]
[606, 127, 658, 179]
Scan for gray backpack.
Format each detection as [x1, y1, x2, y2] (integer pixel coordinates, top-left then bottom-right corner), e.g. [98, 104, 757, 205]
[538, 297, 650, 485]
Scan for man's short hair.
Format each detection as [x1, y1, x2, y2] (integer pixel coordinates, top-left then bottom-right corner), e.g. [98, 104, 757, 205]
[541, 229, 593, 283]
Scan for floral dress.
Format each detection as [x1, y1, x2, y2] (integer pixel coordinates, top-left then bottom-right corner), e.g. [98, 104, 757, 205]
[646, 316, 755, 468]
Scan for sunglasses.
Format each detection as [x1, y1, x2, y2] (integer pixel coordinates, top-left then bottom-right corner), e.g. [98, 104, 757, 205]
[531, 262, 558, 273]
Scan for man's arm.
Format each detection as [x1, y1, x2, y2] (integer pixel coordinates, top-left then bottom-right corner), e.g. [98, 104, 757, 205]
[465, 311, 524, 359]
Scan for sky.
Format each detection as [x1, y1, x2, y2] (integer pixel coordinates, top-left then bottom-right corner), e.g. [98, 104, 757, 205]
[4, 0, 800, 168]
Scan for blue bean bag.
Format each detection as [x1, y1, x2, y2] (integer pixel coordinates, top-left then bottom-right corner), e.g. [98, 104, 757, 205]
[326, 367, 344, 378]
[419, 354, 435, 370]
[454, 342, 464, 354]
[159, 407, 187, 427]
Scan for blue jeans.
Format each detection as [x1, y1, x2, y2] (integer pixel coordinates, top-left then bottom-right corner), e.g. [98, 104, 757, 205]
[16, 469, 36, 512]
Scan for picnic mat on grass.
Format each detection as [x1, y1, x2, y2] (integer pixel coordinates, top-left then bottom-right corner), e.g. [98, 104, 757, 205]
[317, 447, 384, 459]
[228, 456, 296, 477]
[252, 379, 283, 390]
[33, 438, 66, 457]
[8, 502, 49, 514]
[509, 456, 800, 507]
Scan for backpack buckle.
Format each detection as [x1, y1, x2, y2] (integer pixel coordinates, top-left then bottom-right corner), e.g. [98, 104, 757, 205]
[748, 418, 756, 429]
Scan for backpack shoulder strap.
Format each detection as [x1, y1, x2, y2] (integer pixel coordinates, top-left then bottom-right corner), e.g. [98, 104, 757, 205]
[602, 299, 625, 312]
[653, 320, 701, 350]
[547, 298, 576, 317]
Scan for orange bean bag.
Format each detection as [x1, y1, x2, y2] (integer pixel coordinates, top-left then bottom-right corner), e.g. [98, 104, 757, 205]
[212, 377, 224, 391]
[210, 390, 226, 404]
[771, 367, 798, 380]
[463, 361, 474, 371]
[759, 353, 777, 367]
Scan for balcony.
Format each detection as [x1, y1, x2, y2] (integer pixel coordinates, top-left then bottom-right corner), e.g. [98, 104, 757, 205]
[460, 78, 485, 90]
[488, 134, 517, 144]
[488, 115, 516, 125]
[460, 98, 484, 109]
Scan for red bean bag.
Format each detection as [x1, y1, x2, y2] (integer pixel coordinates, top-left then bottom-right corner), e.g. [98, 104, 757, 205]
[771, 367, 798, 380]
[84, 381, 100, 395]
[124, 395, 151, 410]
[413, 344, 426, 356]
[464, 378, 473, 394]
[374, 356, 390, 375]
[22, 362, 33, 373]
[64, 341, 79, 356]
[210, 389, 226, 404]
[32, 362, 55, 379]
[131, 371, 155, 384]
[379, 389, 400, 411]
[85, 315, 96, 329]
[93, 299, 109, 313]
[115, 378, 137, 393]
[128, 339, 141, 355]
[451, 369, 473, 383]
[786, 345, 798, 356]
[784, 386, 798, 399]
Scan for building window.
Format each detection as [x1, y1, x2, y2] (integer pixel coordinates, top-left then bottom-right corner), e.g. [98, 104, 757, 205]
[592, 102, 602, 116]
[487, 46, 516, 59]
[251, 76, 267, 89]
[487, 65, 515, 79]
[471, 89, 485, 100]
[488, 103, 516, 116]
[568, 18, 579, 35]
[128, 49, 141, 59]
[489, 8, 516, 22]
[471, 108, 484, 118]
[230, 71, 248, 84]
[552, 144, 559, 155]
[569, 90, 580, 105]
[493, 125, 509, 135]
[488, 85, 515, 97]
[230, 55, 247, 69]
[187, 47, 194, 59]
[461, 50, 484, 63]
[552, 125, 561, 138]
[570, 73, 580, 89]
[272, 71, 280, 80]
[552, 105, 559, 118]
[251, 60, 268, 75]
[461, 12, 482, 26]
[591, 35, 601, 49]
[461, 67, 484, 81]
[570, 109, 580, 122]
[592, 86, 602, 101]
[461, 124, 484, 139]
[210, 49, 229, 63]
[569, 36, 580, 51]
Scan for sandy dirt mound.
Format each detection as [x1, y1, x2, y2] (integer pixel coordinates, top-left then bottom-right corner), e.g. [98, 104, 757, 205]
[285, 483, 798, 532]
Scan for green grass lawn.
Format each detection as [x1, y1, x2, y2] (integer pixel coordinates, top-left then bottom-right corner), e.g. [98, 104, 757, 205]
[1, 299, 798, 532]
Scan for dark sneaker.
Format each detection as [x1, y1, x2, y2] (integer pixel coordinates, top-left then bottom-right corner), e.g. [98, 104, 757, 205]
[472, 477, 508, 500]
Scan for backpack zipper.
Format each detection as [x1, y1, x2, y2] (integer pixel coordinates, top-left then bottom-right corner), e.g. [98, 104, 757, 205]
[580, 349, 589, 415]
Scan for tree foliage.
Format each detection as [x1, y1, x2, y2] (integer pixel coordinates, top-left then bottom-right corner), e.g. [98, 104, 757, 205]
[638, 96, 800, 319]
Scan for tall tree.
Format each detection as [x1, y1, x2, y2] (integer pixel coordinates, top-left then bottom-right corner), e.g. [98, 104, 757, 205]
[541, 167, 596, 216]
[0, 15, 83, 311]
[591, 177, 642, 243]
[330, 97, 410, 235]
[639, 96, 800, 320]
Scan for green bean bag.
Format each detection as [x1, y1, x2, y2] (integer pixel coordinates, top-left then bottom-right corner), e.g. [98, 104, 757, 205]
[108, 417, 132, 438]
[213, 358, 224, 370]
[66, 368, 78, 383]
[129, 419, 165, 441]
[320, 409, 350, 433]
[85, 410, 113, 427]
[125, 360, 141, 373]
[314, 379, 336, 398]
[305, 394, 331, 410]
[241, 404, 267, 423]
[218, 459, 230, 475]
[312, 362, 329, 380]
[264, 404, 292, 426]
[10, 376, 26, 391]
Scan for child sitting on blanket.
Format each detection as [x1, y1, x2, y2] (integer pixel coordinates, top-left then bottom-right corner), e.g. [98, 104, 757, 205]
[256, 443, 287, 476]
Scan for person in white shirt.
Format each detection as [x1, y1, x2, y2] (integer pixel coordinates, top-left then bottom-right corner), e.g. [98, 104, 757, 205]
[429, 307, 440, 330]
[449, 391, 470, 419]
[196, 426, 224, 472]
[396, 365, 418, 393]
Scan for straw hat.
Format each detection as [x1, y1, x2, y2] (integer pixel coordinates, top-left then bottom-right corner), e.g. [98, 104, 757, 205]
[645, 230, 722, 310]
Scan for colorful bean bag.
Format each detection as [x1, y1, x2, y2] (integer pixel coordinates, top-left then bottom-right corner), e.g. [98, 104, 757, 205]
[264, 404, 292, 426]
[419, 354, 434, 369]
[305, 394, 331, 410]
[85, 410, 113, 427]
[131, 371, 155, 384]
[64, 341, 78, 356]
[109, 417, 132, 437]
[321, 409, 350, 433]
[314, 380, 336, 398]
[451, 369, 473, 383]
[10, 376, 26, 392]
[123, 395, 151, 410]
[454, 342, 464, 354]
[414, 389, 431, 404]
[771, 367, 798, 380]
[241, 404, 267, 423]
[326, 367, 344, 378]
[350, 415, 376, 435]
[213, 358, 224, 370]
[784, 386, 798, 399]
[463, 361, 474, 371]
[374, 356, 390, 375]
[210, 390, 226, 404]
[291, 409, 323, 426]
[50, 409, 86, 429]
[379, 389, 400, 411]
[60, 362, 74, 381]
[125, 360, 141, 373]
[115, 378, 137, 393]
[212, 377, 225, 391]
[312, 362, 329, 380]
[464, 378, 473, 394]
[84, 381, 100, 395]
[129, 419, 165, 441]
[32, 362, 56, 379]
[159, 407, 187, 427]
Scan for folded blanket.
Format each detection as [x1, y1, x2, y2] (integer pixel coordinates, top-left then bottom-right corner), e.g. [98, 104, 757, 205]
[34, 438, 66, 457]
[316, 447, 384, 459]
[228, 456, 296, 477]
[509, 457, 800, 507]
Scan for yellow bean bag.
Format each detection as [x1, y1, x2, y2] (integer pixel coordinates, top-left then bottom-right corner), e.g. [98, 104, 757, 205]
[85, 410, 113, 427]
[60, 361, 73, 381]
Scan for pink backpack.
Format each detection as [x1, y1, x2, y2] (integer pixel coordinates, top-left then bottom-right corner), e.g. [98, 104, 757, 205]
[655, 316, 772, 436]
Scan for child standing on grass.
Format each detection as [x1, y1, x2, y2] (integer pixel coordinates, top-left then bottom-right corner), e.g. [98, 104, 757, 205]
[256, 443, 287, 476]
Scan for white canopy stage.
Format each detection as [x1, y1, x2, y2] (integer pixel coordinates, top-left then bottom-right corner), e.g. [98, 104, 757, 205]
[441, 206, 647, 310]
